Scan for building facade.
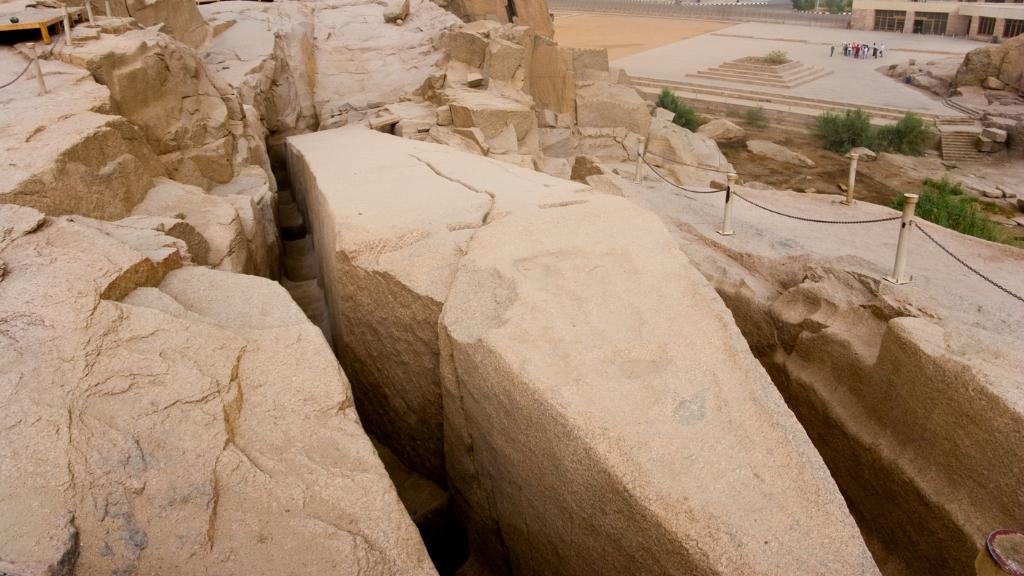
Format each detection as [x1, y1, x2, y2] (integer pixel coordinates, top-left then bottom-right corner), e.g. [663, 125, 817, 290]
[852, 0, 1024, 40]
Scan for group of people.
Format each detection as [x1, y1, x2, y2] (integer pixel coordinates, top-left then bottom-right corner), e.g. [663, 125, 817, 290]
[830, 42, 886, 59]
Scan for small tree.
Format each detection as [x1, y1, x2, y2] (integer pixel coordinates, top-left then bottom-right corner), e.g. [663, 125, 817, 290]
[744, 106, 768, 129]
[875, 113, 930, 156]
[815, 109, 874, 153]
[657, 88, 700, 131]
[764, 50, 790, 65]
[894, 177, 998, 241]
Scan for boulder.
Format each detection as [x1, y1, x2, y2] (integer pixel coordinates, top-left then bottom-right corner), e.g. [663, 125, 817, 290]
[570, 154, 608, 182]
[956, 39, 1010, 87]
[654, 107, 675, 123]
[0, 208, 435, 576]
[448, 28, 490, 68]
[848, 146, 878, 160]
[534, 155, 572, 179]
[697, 118, 746, 143]
[576, 81, 652, 137]
[210, 165, 282, 279]
[132, 178, 252, 273]
[646, 117, 735, 186]
[446, 87, 537, 140]
[0, 53, 164, 220]
[69, 28, 240, 188]
[747, 139, 816, 168]
[984, 76, 1006, 90]
[982, 126, 1008, 143]
[384, 0, 410, 23]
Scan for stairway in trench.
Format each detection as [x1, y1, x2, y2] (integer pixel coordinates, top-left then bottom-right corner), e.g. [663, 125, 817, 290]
[938, 122, 984, 162]
[275, 184, 333, 343]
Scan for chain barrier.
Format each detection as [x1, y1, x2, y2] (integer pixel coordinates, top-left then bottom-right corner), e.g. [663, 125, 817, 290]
[732, 190, 902, 225]
[0, 37, 63, 91]
[640, 155, 723, 195]
[914, 222, 1024, 304]
[0, 61, 32, 90]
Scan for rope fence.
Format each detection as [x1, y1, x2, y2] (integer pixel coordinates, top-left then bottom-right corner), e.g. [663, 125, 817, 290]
[635, 147, 1023, 304]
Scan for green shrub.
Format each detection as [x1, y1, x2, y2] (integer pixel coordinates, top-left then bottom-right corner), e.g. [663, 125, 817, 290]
[894, 177, 999, 241]
[875, 113, 930, 156]
[657, 88, 700, 131]
[744, 106, 768, 129]
[815, 109, 874, 153]
[790, 0, 815, 10]
[764, 50, 790, 65]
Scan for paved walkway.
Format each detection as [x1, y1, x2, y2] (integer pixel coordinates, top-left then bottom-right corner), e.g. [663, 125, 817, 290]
[615, 22, 985, 114]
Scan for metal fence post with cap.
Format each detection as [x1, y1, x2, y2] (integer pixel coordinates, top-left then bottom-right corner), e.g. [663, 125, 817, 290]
[27, 43, 46, 95]
[884, 193, 917, 284]
[718, 173, 737, 236]
[844, 152, 859, 205]
[633, 138, 645, 184]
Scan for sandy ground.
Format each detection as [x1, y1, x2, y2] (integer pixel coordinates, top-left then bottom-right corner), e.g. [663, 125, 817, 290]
[552, 11, 733, 59]
[717, 123, 1024, 245]
[614, 21, 983, 113]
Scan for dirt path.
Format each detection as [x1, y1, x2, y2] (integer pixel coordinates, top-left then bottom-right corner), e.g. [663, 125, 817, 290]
[552, 11, 733, 59]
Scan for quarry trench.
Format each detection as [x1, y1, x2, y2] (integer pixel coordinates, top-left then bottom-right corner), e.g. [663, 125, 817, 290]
[269, 153, 472, 575]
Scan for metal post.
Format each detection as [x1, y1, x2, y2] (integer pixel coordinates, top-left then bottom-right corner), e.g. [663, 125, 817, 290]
[884, 193, 917, 285]
[633, 138, 645, 184]
[28, 43, 46, 95]
[718, 173, 737, 236]
[86, 0, 94, 24]
[844, 152, 859, 205]
[63, 6, 73, 45]
[105, 0, 112, 16]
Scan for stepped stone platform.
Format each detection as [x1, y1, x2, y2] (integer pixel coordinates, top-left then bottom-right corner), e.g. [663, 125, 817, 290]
[938, 123, 984, 162]
[688, 58, 832, 89]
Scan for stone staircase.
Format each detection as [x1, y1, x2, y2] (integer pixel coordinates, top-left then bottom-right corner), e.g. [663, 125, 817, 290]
[688, 59, 832, 89]
[938, 123, 984, 162]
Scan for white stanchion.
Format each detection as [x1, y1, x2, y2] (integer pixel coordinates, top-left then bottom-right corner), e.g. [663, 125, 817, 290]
[28, 43, 46, 95]
[884, 193, 917, 285]
[844, 152, 858, 205]
[717, 173, 737, 236]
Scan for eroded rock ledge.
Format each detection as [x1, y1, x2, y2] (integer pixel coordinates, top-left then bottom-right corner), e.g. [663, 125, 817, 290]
[287, 127, 882, 575]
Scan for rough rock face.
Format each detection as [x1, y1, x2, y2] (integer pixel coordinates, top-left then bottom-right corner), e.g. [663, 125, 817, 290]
[0, 51, 163, 220]
[621, 180, 1024, 576]
[0, 206, 436, 575]
[201, 1, 319, 137]
[287, 127, 881, 575]
[65, 29, 249, 189]
[313, 0, 460, 128]
[125, 0, 210, 48]
[576, 80, 651, 136]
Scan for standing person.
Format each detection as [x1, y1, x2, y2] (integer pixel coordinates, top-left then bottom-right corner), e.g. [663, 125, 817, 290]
[854, 43, 860, 59]
[831, 44, 836, 57]
[880, 43, 886, 58]
[872, 43, 878, 58]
